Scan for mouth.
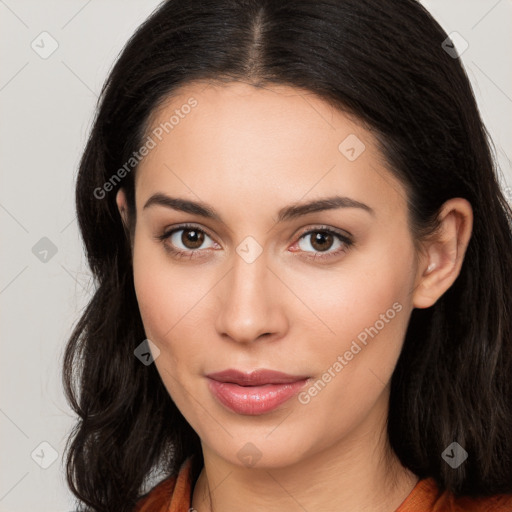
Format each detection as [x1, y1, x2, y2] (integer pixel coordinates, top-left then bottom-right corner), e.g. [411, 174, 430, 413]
[206, 369, 310, 415]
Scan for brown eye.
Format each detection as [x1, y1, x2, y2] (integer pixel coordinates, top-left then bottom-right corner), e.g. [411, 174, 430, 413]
[160, 225, 217, 255]
[309, 231, 334, 252]
[299, 230, 337, 253]
[180, 228, 205, 249]
[295, 227, 353, 261]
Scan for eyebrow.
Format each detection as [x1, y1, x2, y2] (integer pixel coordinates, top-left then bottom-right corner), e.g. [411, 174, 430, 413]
[143, 193, 375, 222]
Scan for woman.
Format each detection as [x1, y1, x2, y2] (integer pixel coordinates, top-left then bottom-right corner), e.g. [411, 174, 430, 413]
[63, 0, 512, 511]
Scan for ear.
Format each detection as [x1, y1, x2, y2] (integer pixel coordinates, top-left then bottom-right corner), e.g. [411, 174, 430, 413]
[116, 188, 129, 229]
[412, 198, 473, 309]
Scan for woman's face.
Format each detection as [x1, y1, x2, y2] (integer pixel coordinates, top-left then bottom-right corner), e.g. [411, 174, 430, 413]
[117, 81, 425, 468]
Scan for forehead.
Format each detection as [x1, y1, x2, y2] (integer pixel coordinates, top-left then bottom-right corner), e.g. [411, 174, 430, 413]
[135, 80, 407, 218]
[143, 80, 363, 154]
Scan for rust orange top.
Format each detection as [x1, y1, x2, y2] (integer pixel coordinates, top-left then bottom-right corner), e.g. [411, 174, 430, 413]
[135, 457, 512, 512]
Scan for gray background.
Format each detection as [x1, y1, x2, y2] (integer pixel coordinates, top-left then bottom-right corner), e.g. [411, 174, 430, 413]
[0, 1, 511, 510]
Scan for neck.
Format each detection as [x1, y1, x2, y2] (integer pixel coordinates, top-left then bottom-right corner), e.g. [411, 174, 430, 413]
[191, 397, 419, 512]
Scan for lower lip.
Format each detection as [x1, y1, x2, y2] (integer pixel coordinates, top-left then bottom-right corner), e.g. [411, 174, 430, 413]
[207, 378, 309, 415]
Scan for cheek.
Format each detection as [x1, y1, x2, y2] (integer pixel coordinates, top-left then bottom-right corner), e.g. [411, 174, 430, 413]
[298, 236, 415, 391]
[132, 249, 170, 342]
[131, 236, 212, 368]
[132, 251, 196, 407]
[331, 265, 412, 352]
[299, 237, 415, 348]
[132, 234, 180, 349]
[291, 282, 412, 444]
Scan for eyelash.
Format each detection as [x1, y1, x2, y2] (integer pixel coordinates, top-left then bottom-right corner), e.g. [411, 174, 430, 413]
[155, 223, 354, 262]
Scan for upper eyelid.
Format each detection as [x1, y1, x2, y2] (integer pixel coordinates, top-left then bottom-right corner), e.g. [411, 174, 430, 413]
[296, 225, 353, 240]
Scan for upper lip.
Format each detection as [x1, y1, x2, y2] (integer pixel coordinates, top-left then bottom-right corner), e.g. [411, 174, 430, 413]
[206, 369, 310, 386]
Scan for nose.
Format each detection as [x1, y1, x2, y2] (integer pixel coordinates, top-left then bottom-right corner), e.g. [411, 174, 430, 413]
[214, 248, 288, 344]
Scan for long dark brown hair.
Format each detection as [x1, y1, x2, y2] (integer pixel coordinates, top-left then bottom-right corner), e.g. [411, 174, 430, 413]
[63, 0, 512, 510]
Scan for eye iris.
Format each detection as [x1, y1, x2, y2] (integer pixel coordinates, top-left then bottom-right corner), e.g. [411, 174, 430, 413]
[311, 231, 333, 252]
[182, 229, 204, 249]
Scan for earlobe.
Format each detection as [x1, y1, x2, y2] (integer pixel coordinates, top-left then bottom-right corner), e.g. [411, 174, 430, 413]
[412, 198, 473, 309]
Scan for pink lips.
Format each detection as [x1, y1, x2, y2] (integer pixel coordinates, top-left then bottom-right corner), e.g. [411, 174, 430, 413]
[206, 369, 310, 415]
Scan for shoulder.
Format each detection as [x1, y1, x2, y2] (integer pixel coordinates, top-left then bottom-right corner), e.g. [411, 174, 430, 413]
[134, 457, 194, 512]
[396, 477, 512, 512]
